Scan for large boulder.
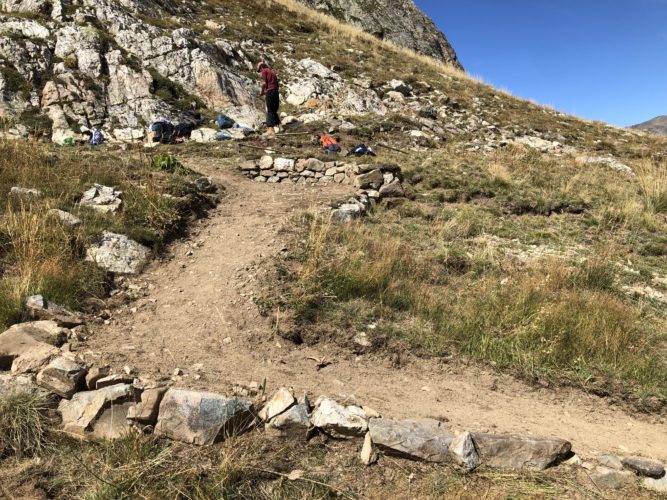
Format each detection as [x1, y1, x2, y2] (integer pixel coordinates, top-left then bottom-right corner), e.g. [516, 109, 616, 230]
[155, 389, 254, 445]
[86, 232, 151, 274]
[472, 433, 572, 470]
[368, 418, 453, 463]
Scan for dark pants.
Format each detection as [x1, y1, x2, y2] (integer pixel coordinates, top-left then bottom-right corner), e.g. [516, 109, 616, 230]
[265, 89, 281, 127]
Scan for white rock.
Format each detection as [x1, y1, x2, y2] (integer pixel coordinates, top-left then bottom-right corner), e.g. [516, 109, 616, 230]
[449, 431, 480, 470]
[258, 387, 295, 421]
[86, 232, 151, 274]
[310, 397, 367, 437]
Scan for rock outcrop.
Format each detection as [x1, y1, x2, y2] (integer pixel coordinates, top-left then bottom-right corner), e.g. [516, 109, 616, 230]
[296, 0, 462, 68]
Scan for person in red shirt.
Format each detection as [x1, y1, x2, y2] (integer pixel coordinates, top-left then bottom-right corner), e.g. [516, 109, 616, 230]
[257, 61, 282, 134]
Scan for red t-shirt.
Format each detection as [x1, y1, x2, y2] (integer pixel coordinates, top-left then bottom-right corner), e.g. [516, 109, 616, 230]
[261, 67, 279, 92]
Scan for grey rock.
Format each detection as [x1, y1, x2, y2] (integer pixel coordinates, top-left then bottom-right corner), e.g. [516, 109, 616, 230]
[80, 184, 122, 213]
[368, 418, 453, 462]
[0, 373, 47, 397]
[310, 397, 368, 437]
[331, 203, 362, 224]
[354, 169, 384, 189]
[25, 295, 84, 327]
[622, 456, 665, 478]
[577, 156, 634, 176]
[590, 466, 635, 490]
[86, 232, 151, 274]
[472, 433, 571, 470]
[266, 396, 310, 435]
[10, 343, 60, 375]
[48, 209, 82, 227]
[10, 187, 42, 198]
[598, 454, 624, 470]
[274, 158, 296, 171]
[449, 431, 480, 470]
[36, 356, 86, 399]
[59, 383, 136, 436]
[379, 179, 405, 198]
[295, 0, 462, 68]
[155, 389, 254, 445]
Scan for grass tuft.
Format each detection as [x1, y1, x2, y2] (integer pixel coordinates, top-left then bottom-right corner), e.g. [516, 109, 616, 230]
[0, 392, 52, 459]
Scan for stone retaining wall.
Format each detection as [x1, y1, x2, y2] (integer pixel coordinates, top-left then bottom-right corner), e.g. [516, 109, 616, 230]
[1, 320, 666, 493]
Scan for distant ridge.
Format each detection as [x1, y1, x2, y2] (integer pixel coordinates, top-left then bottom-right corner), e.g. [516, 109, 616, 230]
[631, 116, 667, 136]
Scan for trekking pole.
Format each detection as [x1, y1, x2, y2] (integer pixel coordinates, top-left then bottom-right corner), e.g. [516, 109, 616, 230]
[377, 142, 410, 154]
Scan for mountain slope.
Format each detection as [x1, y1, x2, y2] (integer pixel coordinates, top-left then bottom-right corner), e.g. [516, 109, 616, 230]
[296, 0, 462, 67]
[632, 115, 667, 136]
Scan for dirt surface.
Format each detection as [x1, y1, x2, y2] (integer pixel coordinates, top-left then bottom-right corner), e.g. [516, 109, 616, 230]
[86, 158, 667, 463]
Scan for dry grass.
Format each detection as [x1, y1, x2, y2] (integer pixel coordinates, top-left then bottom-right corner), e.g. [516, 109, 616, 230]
[0, 391, 52, 459]
[635, 158, 667, 213]
[0, 139, 206, 329]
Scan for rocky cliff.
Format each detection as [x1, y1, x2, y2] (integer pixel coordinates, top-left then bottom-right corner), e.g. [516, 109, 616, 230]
[632, 116, 667, 136]
[296, 0, 462, 68]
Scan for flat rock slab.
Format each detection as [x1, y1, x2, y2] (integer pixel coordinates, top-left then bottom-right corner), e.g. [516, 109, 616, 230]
[622, 456, 665, 479]
[59, 383, 136, 436]
[155, 389, 254, 445]
[472, 433, 571, 471]
[310, 398, 368, 437]
[10, 343, 60, 375]
[25, 295, 84, 327]
[36, 357, 86, 399]
[86, 231, 151, 274]
[368, 418, 453, 462]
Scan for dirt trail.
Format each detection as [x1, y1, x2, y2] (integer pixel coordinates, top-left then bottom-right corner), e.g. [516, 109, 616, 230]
[88, 159, 667, 462]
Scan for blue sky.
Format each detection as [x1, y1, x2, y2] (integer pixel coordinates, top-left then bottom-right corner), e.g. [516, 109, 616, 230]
[414, 0, 667, 127]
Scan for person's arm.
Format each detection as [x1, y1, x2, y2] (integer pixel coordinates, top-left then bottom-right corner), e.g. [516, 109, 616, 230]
[259, 72, 267, 97]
